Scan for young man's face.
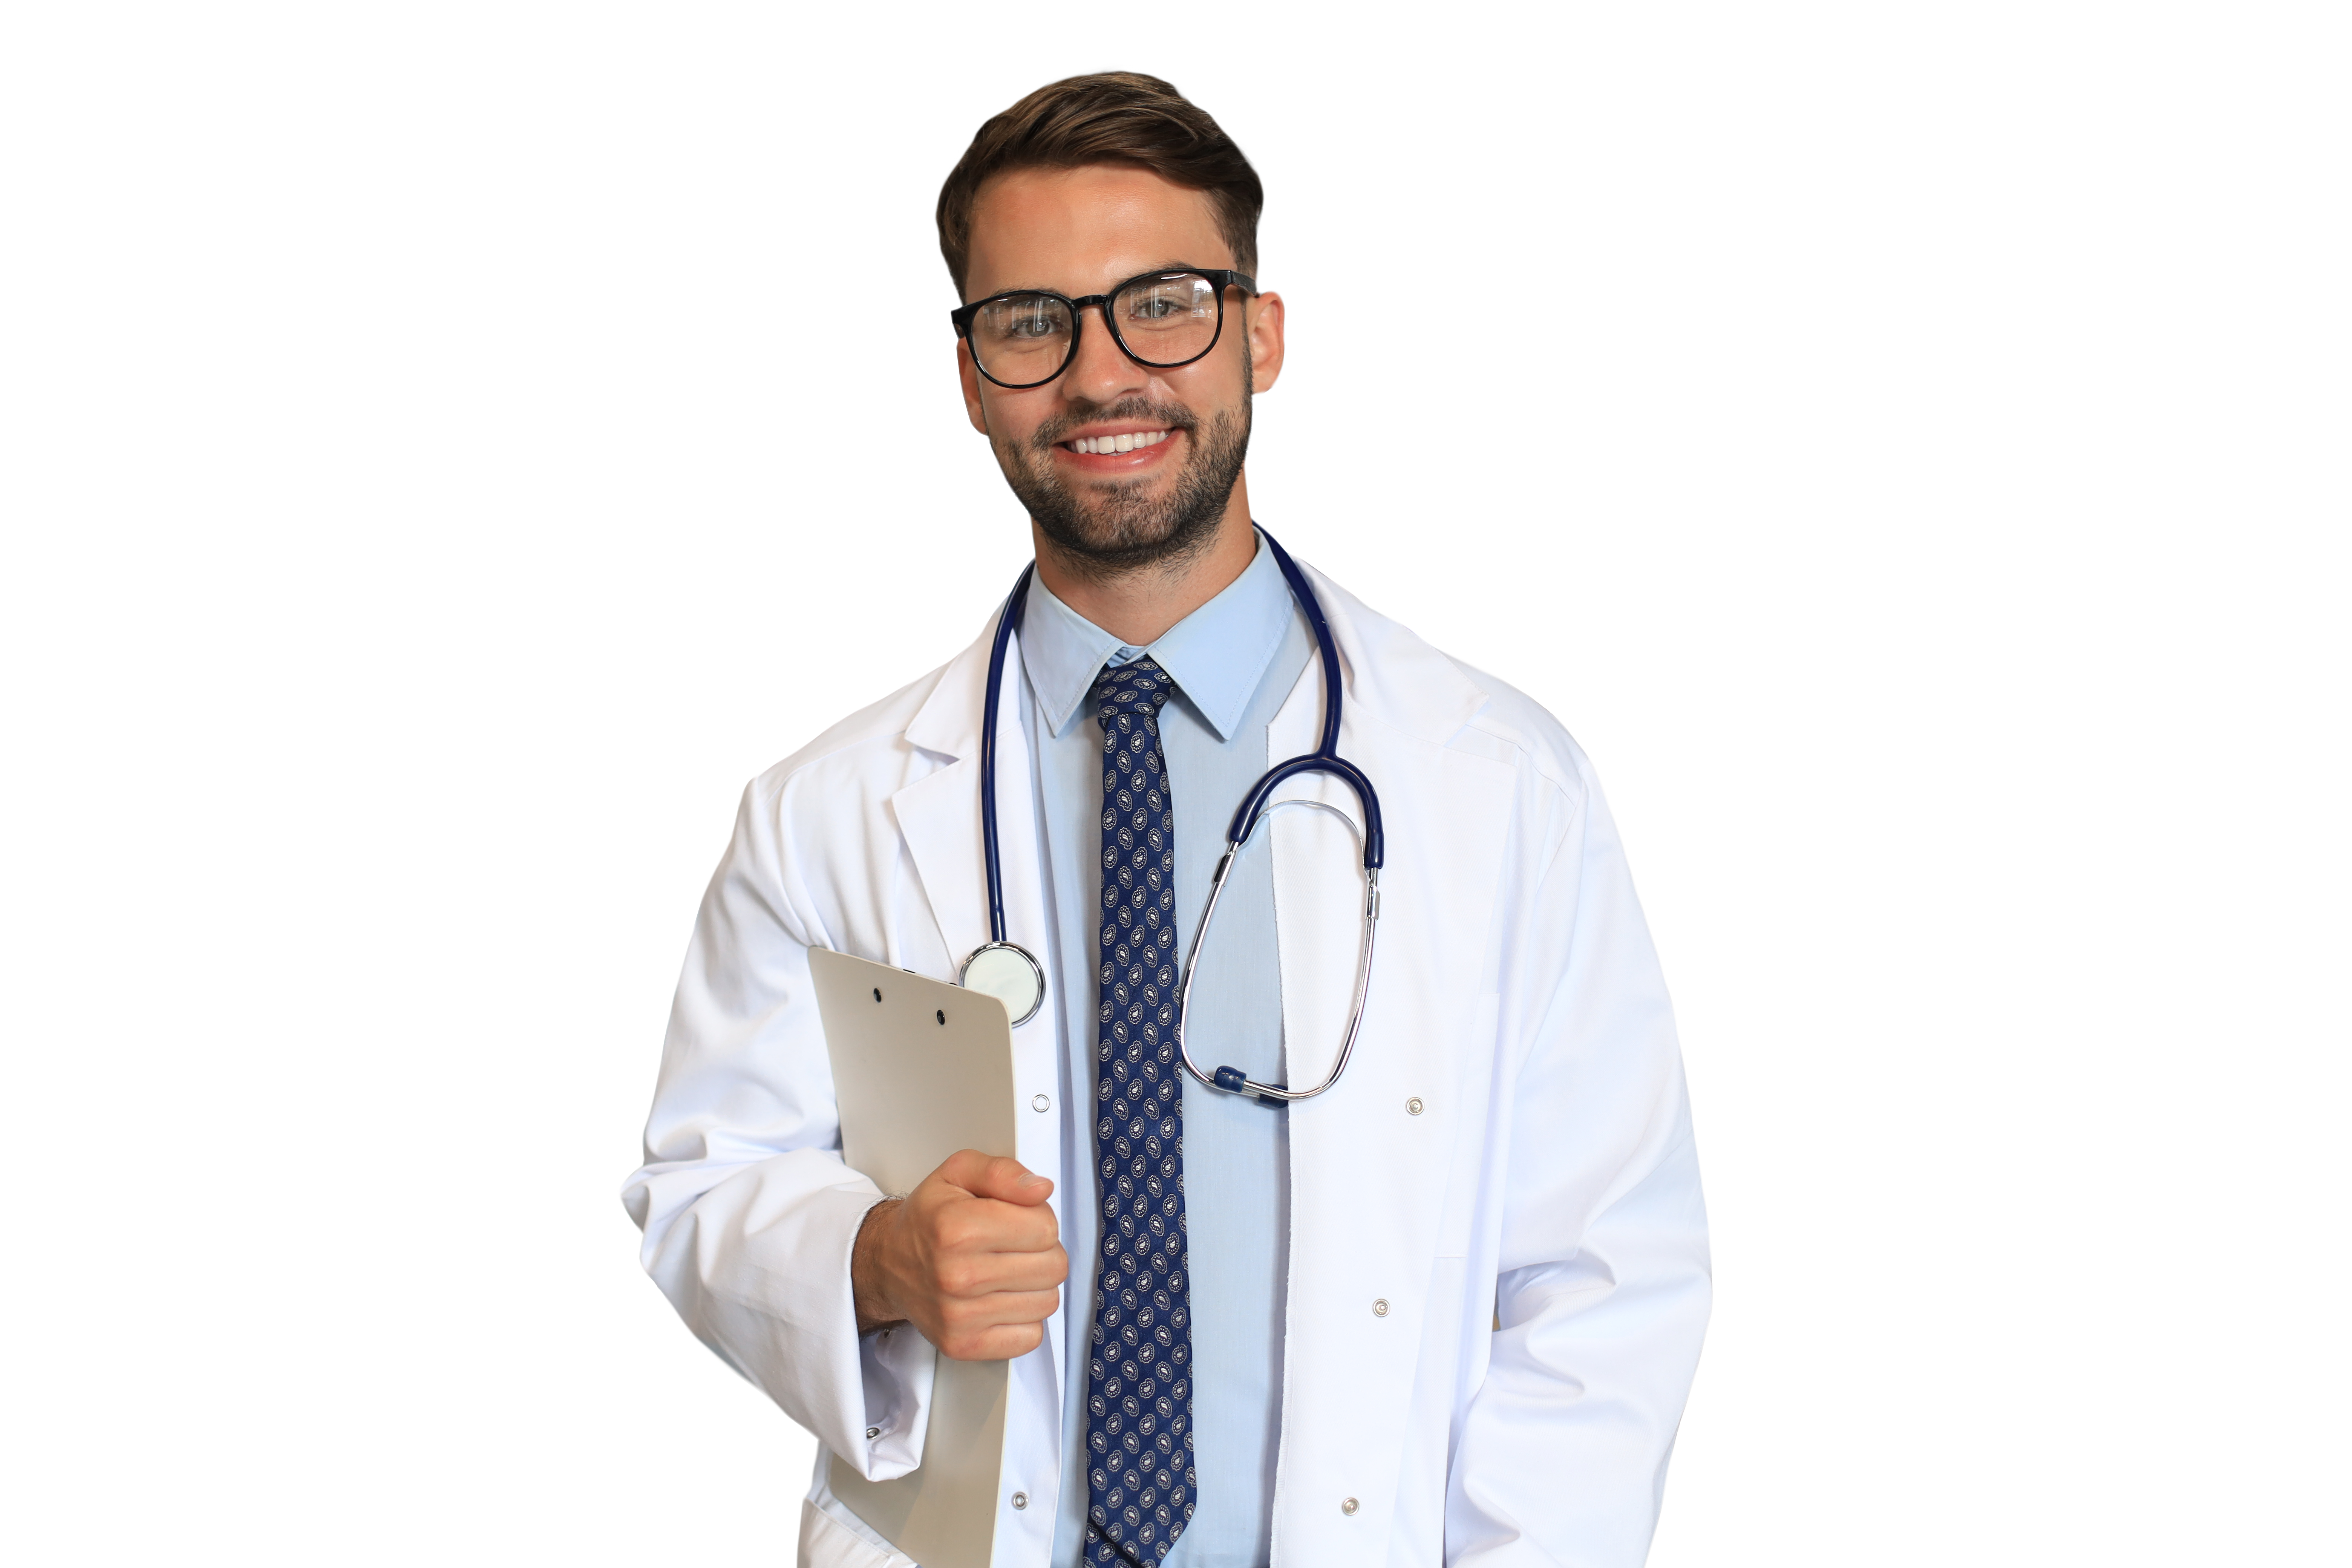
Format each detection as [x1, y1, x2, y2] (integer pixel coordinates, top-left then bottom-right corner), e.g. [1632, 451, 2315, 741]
[958, 164, 1284, 574]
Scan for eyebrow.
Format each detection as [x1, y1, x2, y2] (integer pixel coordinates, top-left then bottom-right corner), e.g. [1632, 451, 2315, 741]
[980, 262, 1217, 298]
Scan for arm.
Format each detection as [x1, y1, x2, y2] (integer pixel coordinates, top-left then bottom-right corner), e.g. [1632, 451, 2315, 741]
[621, 780, 1067, 1478]
[620, 779, 934, 1478]
[1446, 763, 1713, 1567]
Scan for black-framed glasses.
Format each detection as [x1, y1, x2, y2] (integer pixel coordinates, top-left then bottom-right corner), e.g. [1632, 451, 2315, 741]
[950, 268, 1257, 390]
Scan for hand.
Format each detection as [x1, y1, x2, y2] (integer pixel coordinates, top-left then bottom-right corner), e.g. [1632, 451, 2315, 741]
[852, 1150, 1068, 1361]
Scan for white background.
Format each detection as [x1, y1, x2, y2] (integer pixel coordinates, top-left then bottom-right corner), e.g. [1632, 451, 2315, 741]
[3, 3, 2344, 1563]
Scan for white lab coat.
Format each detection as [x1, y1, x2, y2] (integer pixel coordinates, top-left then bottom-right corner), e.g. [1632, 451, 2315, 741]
[624, 563, 1710, 1568]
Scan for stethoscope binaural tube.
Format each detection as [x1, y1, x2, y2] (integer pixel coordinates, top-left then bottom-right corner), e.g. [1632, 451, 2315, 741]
[962, 564, 1048, 1027]
[966, 528, 1382, 1099]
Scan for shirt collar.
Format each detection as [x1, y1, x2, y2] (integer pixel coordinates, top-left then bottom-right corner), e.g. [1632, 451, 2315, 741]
[1018, 530, 1297, 742]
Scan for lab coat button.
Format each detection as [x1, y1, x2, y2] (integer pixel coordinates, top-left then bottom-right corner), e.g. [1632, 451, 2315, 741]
[1405, 1097, 1424, 1115]
[1372, 1298, 1389, 1317]
[865, 1426, 881, 1440]
[1011, 1491, 1029, 1510]
[1341, 1497, 1360, 1516]
[1032, 1093, 1051, 1112]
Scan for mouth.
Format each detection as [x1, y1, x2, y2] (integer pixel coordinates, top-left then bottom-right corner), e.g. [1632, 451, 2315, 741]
[1064, 427, 1173, 455]
[1054, 424, 1182, 471]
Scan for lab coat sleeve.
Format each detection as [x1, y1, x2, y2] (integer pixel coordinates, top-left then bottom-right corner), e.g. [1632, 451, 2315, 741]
[1445, 757, 1712, 1568]
[619, 778, 935, 1481]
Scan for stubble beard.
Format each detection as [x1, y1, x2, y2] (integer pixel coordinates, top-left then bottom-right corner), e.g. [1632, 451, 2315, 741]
[997, 386, 1253, 582]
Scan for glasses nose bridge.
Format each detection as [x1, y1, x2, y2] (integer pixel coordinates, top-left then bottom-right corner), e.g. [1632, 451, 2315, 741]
[1063, 291, 1147, 383]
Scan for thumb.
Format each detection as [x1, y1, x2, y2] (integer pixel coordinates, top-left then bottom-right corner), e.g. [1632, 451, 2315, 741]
[952, 1151, 1054, 1206]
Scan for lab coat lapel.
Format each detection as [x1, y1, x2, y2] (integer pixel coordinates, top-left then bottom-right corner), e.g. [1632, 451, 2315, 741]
[1265, 562, 1516, 1563]
[893, 621, 1053, 990]
[1263, 563, 1498, 1092]
[889, 618, 1066, 1390]
[893, 630, 994, 975]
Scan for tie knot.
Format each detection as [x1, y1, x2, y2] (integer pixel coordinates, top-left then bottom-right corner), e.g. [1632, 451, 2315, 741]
[1091, 656, 1175, 721]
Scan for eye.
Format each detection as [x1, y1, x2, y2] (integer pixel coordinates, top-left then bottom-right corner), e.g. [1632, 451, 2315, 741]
[978, 295, 1070, 343]
[1119, 277, 1213, 324]
[1127, 289, 1188, 321]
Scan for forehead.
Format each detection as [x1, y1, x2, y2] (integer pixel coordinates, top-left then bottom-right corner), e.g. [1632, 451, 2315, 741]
[965, 164, 1232, 300]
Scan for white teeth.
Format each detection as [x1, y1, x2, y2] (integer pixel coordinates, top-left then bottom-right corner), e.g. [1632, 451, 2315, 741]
[1070, 430, 1169, 455]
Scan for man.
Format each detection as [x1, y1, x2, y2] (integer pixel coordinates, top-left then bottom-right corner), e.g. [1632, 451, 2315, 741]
[625, 73, 1709, 1568]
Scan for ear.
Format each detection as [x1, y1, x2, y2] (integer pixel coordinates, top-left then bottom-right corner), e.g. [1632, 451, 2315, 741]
[1245, 290, 1285, 394]
[957, 338, 990, 435]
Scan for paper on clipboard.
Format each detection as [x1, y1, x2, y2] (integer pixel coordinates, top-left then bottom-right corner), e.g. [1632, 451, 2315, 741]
[811, 947, 1019, 1568]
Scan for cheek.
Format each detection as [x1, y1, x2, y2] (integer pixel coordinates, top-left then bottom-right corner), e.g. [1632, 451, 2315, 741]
[1157, 360, 1242, 418]
[982, 389, 1057, 449]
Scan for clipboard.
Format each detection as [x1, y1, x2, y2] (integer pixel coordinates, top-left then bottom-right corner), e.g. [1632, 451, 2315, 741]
[810, 948, 1020, 1568]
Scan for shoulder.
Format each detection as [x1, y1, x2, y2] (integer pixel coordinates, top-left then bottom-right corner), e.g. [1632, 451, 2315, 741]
[1447, 656, 1602, 812]
[745, 662, 951, 817]
[1310, 566, 1600, 814]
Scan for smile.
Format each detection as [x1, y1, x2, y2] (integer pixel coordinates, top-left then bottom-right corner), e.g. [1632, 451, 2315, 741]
[1064, 429, 1173, 455]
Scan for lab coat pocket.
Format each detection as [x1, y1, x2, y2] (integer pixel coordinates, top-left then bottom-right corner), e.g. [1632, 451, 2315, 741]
[800, 1496, 915, 1568]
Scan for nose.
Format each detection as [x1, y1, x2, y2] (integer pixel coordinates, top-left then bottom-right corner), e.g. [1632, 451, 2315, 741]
[1063, 302, 1151, 407]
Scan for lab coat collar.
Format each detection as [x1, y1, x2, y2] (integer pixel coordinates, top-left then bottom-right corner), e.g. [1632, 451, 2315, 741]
[902, 544, 1491, 764]
[1289, 555, 1491, 750]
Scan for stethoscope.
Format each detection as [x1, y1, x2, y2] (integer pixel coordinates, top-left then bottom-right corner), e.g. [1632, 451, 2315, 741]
[957, 529, 1383, 1104]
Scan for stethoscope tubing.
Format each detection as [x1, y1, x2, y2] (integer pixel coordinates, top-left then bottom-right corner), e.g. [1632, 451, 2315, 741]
[978, 565, 1035, 950]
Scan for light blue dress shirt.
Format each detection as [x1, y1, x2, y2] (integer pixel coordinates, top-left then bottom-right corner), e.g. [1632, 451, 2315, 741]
[1014, 533, 1314, 1568]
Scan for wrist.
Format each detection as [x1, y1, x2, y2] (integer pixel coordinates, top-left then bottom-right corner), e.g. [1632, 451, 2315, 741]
[852, 1197, 907, 1336]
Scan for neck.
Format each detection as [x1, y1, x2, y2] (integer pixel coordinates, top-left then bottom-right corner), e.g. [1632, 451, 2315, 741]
[1030, 474, 1258, 646]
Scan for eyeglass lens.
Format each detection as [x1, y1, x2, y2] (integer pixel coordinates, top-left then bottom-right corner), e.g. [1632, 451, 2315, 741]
[970, 274, 1222, 386]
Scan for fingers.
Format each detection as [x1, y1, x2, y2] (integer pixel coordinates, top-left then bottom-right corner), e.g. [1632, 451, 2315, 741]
[934, 1242, 1067, 1299]
[933, 1236, 1066, 1297]
[931, 1289, 1064, 1362]
[936, 1318, 1052, 1362]
[1003, 1242, 1069, 1292]
[935, 1196, 1060, 1257]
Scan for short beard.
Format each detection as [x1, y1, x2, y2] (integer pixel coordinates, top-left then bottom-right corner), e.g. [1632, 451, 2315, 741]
[996, 379, 1253, 583]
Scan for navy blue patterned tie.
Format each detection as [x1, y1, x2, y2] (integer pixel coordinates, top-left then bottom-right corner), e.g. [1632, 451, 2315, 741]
[1083, 657, 1196, 1568]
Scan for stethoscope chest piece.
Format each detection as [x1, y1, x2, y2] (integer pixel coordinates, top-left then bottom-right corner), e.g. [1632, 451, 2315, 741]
[960, 940, 1045, 1028]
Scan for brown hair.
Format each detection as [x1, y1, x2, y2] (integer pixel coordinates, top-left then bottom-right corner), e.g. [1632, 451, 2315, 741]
[936, 72, 1263, 299]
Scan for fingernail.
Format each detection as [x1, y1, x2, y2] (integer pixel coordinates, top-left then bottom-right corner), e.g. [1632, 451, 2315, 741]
[1021, 1174, 1048, 1187]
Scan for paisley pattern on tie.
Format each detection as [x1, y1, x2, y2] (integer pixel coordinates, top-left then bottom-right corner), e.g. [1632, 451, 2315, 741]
[1083, 657, 1196, 1567]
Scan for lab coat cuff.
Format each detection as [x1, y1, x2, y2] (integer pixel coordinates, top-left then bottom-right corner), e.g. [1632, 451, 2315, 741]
[854, 1321, 935, 1479]
[823, 1190, 933, 1482]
